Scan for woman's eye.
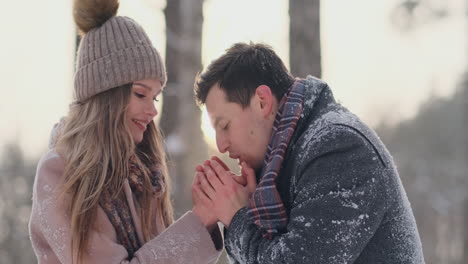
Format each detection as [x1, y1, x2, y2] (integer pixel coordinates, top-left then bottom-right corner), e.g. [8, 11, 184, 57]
[135, 93, 145, 98]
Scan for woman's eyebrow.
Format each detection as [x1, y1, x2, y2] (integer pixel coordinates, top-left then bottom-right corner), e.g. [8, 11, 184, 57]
[133, 82, 151, 91]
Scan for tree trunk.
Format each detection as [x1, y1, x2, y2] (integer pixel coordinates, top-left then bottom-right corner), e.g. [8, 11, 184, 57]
[463, 75, 468, 263]
[162, 0, 207, 216]
[464, 2, 468, 259]
[461, 2, 468, 261]
[289, 0, 321, 78]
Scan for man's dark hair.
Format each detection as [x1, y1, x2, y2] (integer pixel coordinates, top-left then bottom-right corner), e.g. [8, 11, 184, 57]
[194, 42, 295, 108]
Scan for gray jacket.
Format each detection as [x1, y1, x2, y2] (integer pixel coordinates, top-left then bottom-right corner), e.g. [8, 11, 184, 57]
[224, 77, 425, 263]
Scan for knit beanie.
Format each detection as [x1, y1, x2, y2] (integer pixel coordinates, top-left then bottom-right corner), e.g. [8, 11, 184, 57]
[73, 0, 166, 102]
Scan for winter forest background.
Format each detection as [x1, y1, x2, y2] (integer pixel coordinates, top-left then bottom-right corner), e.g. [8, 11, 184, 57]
[0, 0, 466, 263]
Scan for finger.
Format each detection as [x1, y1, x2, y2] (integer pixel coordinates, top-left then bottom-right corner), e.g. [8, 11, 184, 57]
[211, 156, 230, 171]
[210, 158, 245, 185]
[193, 171, 204, 185]
[241, 162, 257, 192]
[199, 171, 217, 199]
[192, 180, 208, 203]
[195, 164, 204, 172]
[192, 171, 199, 185]
[208, 159, 231, 184]
[232, 174, 247, 186]
[204, 163, 225, 189]
[193, 183, 213, 205]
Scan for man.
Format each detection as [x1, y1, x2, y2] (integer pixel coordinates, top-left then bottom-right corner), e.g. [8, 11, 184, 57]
[192, 42, 425, 263]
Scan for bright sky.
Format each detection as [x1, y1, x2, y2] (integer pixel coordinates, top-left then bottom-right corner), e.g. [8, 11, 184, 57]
[0, 0, 466, 160]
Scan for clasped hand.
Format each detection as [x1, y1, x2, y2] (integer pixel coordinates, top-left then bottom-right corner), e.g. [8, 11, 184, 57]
[192, 156, 256, 228]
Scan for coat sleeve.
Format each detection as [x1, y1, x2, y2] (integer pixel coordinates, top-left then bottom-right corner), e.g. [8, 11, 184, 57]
[84, 211, 223, 264]
[131, 212, 223, 264]
[30, 151, 223, 264]
[224, 125, 390, 263]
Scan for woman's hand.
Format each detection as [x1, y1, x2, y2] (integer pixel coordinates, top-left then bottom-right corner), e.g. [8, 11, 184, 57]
[194, 158, 256, 227]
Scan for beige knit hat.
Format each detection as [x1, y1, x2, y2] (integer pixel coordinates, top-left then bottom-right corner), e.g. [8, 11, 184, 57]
[73, 0, 166, 102]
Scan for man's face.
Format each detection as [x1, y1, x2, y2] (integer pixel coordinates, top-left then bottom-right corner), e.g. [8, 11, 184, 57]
[205, 84, 274, 170]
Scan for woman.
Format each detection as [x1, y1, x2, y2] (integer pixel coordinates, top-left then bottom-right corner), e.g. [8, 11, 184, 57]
[28, 0, 222, 263]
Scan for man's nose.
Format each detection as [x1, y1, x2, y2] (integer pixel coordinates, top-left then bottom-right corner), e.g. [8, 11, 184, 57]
[216, 134, 229, 153]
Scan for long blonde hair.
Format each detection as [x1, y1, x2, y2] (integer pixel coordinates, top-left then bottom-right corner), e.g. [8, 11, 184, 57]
[56, 84, 174, 263]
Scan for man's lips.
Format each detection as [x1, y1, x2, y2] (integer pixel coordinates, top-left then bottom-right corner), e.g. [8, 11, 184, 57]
[230, 154, 242, 164]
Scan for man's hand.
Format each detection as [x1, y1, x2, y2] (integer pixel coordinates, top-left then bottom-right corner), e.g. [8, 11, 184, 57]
[209, 156, 247, 186]
[195, 158, 256, 227]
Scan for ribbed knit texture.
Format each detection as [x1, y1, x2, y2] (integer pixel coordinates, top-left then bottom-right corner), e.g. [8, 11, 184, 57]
[74, 16, 166, 102]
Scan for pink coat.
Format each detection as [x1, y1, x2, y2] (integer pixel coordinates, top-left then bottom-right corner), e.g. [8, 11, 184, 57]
[29, 149, 223, 263]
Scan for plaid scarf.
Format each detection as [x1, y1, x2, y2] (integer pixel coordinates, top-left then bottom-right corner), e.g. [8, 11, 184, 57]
[247, 78, 320, 239]
[99, 156, 164, 258]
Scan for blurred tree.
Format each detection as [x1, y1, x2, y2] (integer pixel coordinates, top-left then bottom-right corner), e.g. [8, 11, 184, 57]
[377, 80, 468, 263]
[389, 1, 467, 262]
[161, 0, 207, 216]
[161, 2, 232, 263]
[463, 3, 468, 258]
[289, 0, 321, 78]
[0, 142, 36, 263]
[391, 0, 449, 31]
[462, 72, 468, 262]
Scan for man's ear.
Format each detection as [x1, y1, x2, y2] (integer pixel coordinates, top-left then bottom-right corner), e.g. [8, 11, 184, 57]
[255, 85, 273, 118]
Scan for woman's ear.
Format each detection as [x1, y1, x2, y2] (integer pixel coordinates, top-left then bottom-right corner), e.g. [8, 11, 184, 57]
[255, 85, 274, 118]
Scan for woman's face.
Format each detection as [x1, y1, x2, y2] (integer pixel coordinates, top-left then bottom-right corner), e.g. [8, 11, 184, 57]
[126, 79, 163, 144]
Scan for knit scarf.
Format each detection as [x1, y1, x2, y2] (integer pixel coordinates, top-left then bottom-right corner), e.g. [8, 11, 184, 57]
[99, 155, 164, 258]
[247, 78, 321, 239]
